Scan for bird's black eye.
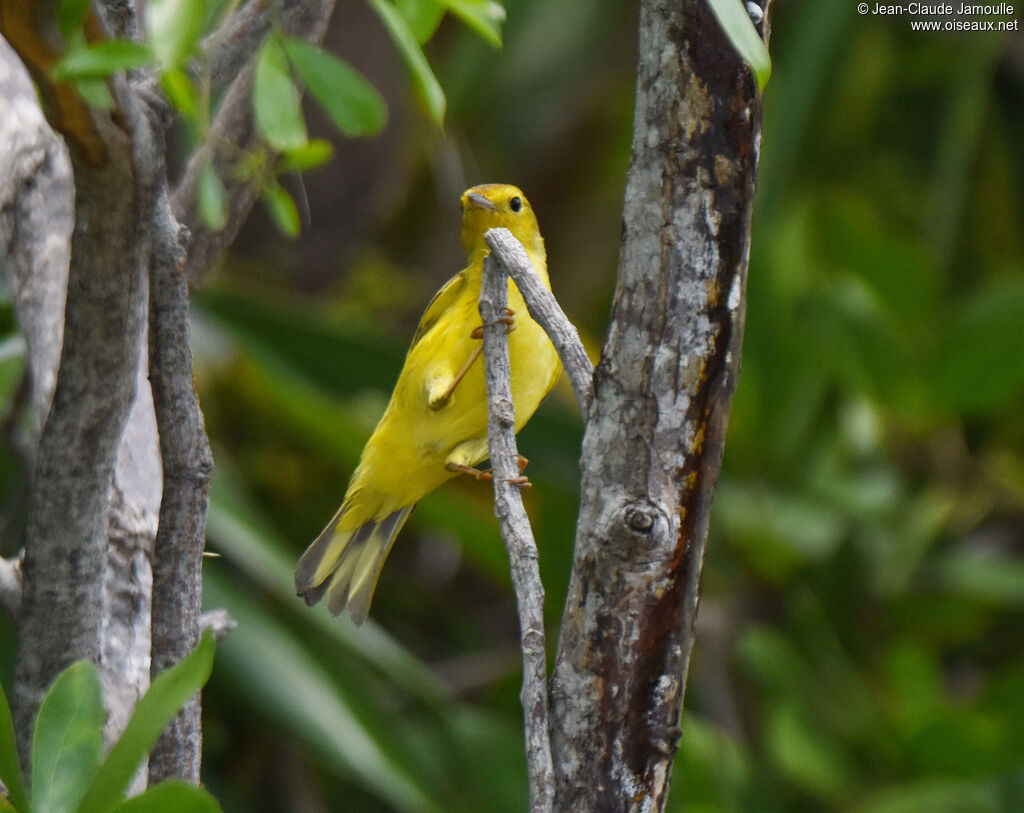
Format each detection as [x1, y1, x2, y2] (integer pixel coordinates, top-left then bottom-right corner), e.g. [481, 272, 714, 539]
[509, 196, 522, 213]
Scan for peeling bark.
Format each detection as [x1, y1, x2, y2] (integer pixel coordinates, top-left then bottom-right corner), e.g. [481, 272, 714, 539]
[548, 0, 770, 808]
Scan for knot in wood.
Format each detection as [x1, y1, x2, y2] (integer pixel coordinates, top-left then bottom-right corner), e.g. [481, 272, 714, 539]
[495, 397, 515, 428]
[624, 502, 656, 533]
[614, 499, 670, 557]
[521, 627, 545, 657]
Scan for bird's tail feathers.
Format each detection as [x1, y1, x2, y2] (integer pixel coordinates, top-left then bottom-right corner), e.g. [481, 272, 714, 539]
[295, 505, 414, 625]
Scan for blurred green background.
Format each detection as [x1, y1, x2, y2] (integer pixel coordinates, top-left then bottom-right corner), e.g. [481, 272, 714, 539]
[4, 0, 1024, 810]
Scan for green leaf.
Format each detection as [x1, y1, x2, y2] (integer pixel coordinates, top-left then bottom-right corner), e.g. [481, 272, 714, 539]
[32, 662, 106, 813]
[704, 0, 771, 91]
[671, 714, 755, 812]
[146, 0, 207, 67]
[441, 0, 505, 47]
[366, 0, 446, 125]
[715, 479, 846, 580]
[0, 676, 31, 813]
[197, 163, 228, 232]
[278, 139, 335, 174]
[395, 0, 446, 42]
[282, 38, 387, 137]
[263, 183, 301, 238]
[76, 631, 215, 813]
[930, 552, 1024, 606]
[928, 276, 1024, 414]
[203, 454, 452, 704]
[203, 575, 445, 813]
[765, 702, 851, 800]
[859, 779, 1002, 813]
[160, 68, 199, 121]
[253, 38, 308, 152]
[57, 0, 92, 37]
[53, 39, 155, 80]
[106, 781, 221, 813]
[73, 79, 115, 110]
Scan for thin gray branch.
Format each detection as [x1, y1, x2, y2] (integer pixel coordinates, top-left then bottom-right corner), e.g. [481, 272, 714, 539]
[203, 0, 332, 87]
[172, 0, 337, 285]
[548, 0, 771, 807]
[484, 228, 594, 416]
[203, 0, 273, 86]
[147, 193, 214, 785]
[479, 254, 555, 813]
[200, 608, 237, 642]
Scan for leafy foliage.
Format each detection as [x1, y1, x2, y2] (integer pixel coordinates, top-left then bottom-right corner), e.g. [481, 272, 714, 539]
[0, 633, 216, 813]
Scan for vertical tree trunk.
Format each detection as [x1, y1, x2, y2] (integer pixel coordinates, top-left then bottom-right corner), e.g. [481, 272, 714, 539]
[0, 36, 160, 774]
[548, 0, 769, 807]
[13, 123, 152, 757]
[1, 0, 337, 779]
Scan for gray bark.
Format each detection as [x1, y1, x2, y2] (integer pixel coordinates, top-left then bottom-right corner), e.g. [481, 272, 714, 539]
[0, 37, 160, 773]
[548, 0, 770, 808]
[479, 249, 556, 813]
[147, 193, 213, 784]
[1, 0, 339, 782]
[11, 71, 156, 759]
[484, 229, 594, 415]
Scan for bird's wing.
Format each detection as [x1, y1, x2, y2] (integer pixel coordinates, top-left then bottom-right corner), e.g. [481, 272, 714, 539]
[409, 270, 466, 349]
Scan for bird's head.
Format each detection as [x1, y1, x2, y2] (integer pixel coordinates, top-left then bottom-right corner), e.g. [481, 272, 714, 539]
[460, 184, 544, 260]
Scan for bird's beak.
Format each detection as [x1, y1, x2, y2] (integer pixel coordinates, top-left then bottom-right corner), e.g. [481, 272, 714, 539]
[465, 192, 499, 212]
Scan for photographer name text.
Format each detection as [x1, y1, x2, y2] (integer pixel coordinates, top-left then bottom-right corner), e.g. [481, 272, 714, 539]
[867, 2, 1012, 11]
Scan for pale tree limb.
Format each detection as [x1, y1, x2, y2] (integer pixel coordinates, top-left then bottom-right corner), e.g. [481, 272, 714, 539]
[548, 0, 771, 807]
[0, 554, 20, 617]
[483, 228, 594, 415]
[147, 192, 214, 785]
[0, 37, 74, 438]
[478, 253, 556, 813]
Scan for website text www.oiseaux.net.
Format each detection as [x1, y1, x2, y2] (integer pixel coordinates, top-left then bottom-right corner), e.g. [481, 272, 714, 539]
[857, 2, 1020, 30]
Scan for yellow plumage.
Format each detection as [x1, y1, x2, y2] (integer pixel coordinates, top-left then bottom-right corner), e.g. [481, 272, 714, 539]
[295, 184, 561, 623]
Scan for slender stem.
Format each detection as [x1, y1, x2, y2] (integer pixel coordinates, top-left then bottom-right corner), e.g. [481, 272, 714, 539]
[148, 193, 214, 784]
[483, 228, 594, 415]
[479, 254, 555, 813]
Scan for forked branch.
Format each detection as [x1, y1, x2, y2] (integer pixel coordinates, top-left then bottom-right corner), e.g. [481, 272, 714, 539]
[478, 229, 594, 812]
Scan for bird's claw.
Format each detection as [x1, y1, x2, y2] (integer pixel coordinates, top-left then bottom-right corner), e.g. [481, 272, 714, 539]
[470, 308, 516, 339]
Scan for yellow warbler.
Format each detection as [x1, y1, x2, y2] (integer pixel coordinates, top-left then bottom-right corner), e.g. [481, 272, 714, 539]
[295, 184, 561, 624]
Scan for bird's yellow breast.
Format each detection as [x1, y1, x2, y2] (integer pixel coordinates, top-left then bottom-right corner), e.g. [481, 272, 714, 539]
[342, 261, 560, 525]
